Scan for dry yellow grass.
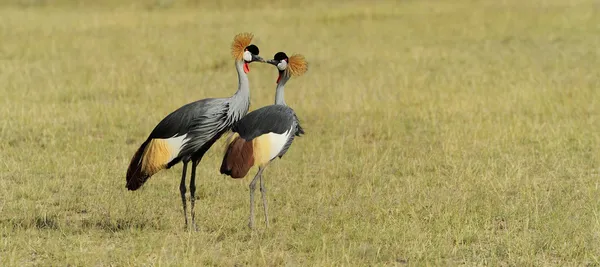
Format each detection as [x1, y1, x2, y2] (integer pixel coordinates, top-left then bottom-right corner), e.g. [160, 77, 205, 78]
[1, 0, 599, 265]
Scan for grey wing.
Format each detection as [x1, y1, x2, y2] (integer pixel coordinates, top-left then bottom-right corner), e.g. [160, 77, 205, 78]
[231, 105, 302, 158]
[178, 98, 231, 157]
[278, 110, 305, 158]
[148, 100, 208, 139]
[233, 105, 295, 140]
[277, 120, 299, 158]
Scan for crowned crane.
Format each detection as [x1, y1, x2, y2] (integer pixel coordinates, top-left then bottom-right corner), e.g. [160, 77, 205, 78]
[125, 33, 264, 230]
[219, 52, 307, 229]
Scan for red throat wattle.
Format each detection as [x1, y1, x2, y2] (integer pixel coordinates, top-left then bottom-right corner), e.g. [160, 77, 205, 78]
[243, 62, 250, 73]
[276, 73, 281, 83]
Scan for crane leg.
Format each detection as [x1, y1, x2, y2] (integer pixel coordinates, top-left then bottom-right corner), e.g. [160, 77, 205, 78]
[259, 167, 269, 228]
[180, 161, 188, 229]
[190, 160, 199, 231]
[248, 166, 265, 229]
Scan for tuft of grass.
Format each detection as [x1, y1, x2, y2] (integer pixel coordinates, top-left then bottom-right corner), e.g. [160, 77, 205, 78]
[1, 0, 599, 265]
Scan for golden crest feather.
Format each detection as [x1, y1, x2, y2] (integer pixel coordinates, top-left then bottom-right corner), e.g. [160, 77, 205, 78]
[285, 54, 308, 77]
[231, 32, 254, 60]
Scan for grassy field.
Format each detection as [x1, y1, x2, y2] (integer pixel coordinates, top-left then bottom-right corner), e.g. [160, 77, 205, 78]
[1, 0, 599, 265]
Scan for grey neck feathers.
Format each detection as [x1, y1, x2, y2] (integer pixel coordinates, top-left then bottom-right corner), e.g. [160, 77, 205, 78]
[230, 60, 251, 119]
[275, 74, 291, 106]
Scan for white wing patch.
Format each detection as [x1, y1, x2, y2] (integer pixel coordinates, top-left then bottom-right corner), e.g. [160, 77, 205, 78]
[164, 134, 188, 162]
[266, 126, 293, 161]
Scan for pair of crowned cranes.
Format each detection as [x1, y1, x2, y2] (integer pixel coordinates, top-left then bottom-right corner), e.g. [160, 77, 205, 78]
[125, 33, 307, 230]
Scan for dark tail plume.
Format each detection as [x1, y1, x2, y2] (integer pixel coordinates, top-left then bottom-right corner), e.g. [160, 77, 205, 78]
[220, 136, 254, 179]
[296, 124, 305, 136]
[294, 114, 305, 136]
[126, 139, 151, 191]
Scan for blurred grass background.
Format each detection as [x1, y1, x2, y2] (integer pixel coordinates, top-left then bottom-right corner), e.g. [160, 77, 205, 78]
[0, 0, 599, 265]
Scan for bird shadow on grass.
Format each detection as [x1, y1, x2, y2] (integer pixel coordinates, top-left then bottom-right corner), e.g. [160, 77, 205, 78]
[80, 217, 168, 232]
[1, 215, 60, 230]
[0, 215, 167, 232]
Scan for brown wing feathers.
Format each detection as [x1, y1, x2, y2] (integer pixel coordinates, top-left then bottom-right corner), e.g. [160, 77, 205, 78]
[220, 134, 255, 179]
[126, 139, 172, 190]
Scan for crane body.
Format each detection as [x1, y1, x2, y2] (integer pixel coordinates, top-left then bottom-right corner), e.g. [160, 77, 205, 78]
[220, 104, 302, 178]
[220, 52, 307, 229]
[125, 33, 263, 230]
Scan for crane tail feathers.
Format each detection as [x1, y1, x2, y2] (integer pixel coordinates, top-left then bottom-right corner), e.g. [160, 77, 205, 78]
[126, 139, 171, 190]
[126, 140, 151, 190]
[296, 124, 305, 136]
[220, 135, 254, 179]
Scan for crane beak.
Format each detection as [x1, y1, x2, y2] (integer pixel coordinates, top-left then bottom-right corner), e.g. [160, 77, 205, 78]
[251, 54, 265, 62]
[266, 59, 278, 66]
[244, 55, 264, 73]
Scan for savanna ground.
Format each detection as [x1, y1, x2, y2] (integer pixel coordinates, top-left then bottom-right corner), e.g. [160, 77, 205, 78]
[1, 0, 599, 265]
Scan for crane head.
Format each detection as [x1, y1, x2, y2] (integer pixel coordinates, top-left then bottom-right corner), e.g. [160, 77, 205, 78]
[231, 32, 264, 73]
[267, 52, 308, 83]
[242, 44, 263, 73]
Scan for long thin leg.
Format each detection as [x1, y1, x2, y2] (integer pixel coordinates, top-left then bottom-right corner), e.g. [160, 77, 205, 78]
[248, 167, 265, 229]
[259, 167, 269, 228]
[190, 160, 199, 231]
[180, 161, 189, 229]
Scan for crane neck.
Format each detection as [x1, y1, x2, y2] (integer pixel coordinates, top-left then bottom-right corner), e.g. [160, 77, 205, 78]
[275, 74, 291, 106]
[231, 60, 251, 116]
[233, 60, 250, 98]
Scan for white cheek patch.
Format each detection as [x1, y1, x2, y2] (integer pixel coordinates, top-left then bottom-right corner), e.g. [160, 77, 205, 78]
[277, 61, 287, 71]
[243, 51, 252, 62]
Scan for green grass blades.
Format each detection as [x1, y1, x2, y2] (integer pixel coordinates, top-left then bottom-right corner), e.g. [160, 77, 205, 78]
[1, 0, 600, 265]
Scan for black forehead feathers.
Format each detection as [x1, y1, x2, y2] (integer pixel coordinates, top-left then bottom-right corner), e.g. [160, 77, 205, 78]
[273, 52, 288, 61]
[245, 44, 259, 55]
